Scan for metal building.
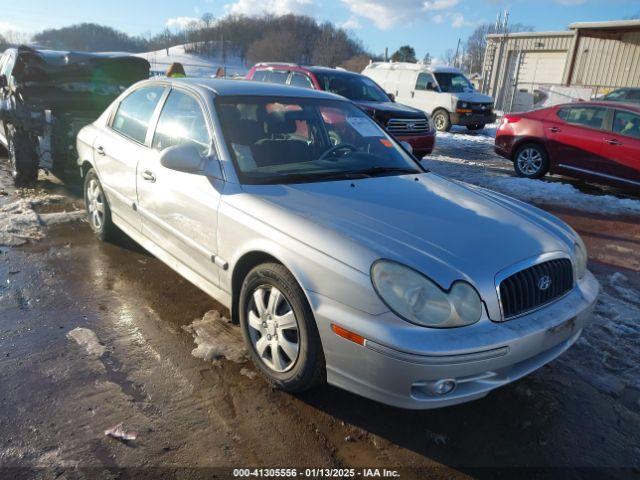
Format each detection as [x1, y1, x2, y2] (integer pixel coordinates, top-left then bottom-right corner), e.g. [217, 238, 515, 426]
[482, 20, 640, 112]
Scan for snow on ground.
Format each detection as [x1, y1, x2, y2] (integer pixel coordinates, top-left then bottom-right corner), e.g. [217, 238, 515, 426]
[137, 44, 248, 78]
[424, 126, 640, 217]
[67, 327, 107, 357]
[183, 310, 247, 363]
[0, 194, 85, 247]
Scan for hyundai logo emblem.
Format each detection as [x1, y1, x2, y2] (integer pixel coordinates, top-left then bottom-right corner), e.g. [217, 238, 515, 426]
[538, 275, 552, 291]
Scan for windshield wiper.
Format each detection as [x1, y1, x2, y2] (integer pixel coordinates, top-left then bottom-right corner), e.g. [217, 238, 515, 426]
[350, 166, 422, 177]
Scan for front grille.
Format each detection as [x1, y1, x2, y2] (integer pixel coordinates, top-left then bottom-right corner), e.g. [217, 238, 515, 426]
[386, 118, 430, 135]
[471, 103, 493, 114]
[499, 259, 574, 320]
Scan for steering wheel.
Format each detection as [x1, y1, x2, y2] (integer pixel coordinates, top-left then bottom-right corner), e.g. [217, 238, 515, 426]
[319, 143, 358, 161]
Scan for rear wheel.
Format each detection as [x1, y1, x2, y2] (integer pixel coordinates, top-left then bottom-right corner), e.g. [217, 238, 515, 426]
[7, 126, 38, 187]
[513, 143, 549, 179]
[84, 168, 115, 241]
[433, 109, 452, 132]
[239, 263, 325, 392]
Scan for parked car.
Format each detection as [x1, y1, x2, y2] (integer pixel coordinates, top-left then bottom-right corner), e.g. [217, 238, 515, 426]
[362, 62, 496, 132]
[246, 63, 435, 157]
[601, 88, 640, 105]
[77, 78, 598, 409]
[0, 45, 149, 185]
[495, 101, 640, 188]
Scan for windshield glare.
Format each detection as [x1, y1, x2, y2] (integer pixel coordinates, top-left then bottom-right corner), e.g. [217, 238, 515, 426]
[216, 96, 421, 184]
[434, 73, 474, 93]
[315, 73, 390, 103]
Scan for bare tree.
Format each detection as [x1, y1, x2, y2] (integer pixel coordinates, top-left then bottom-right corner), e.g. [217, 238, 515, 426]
[339, 54, 371, 73]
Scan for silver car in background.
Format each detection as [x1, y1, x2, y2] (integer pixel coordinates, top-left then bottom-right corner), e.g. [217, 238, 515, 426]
[77, 78, 599, 409]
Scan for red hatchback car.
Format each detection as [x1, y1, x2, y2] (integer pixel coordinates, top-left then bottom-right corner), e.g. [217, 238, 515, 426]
[495, 101, 640, 189]
[246, 63, 435, 157]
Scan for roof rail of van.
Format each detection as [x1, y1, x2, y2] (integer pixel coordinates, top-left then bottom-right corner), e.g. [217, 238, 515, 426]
[366, 62, 425, 71]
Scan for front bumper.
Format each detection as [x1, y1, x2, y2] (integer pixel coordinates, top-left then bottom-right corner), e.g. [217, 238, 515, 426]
[309, 270, 599, 409]
[451, 111, 497, 127]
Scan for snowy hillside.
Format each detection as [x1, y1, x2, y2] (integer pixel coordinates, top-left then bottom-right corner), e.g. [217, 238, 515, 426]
[136, 44, 248, 78]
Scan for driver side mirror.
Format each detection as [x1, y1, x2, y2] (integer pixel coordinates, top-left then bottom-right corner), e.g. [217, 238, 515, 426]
[386, 92, 395, 102]
[159, 143, 223, 179]
[426, 82, 436, 91]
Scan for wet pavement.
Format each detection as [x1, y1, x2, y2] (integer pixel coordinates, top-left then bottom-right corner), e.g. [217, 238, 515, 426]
[0, 146, 639, 479]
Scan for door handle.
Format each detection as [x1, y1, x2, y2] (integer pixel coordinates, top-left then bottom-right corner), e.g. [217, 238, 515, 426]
[96, 145, 106, 156]
[548, 127, 561, 133]
[410, 91, 415, 98]
[141, 170, 156, 182]
[604, 138, 622, 146]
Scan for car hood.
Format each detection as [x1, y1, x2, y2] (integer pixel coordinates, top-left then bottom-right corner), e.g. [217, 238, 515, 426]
[356, 100, 426, 119]
[238, 173, 577, 320]
[452, 91, 494, 103]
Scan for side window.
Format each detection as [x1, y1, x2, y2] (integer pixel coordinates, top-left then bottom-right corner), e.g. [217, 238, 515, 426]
[112, 86, 165, 143]
[252, 70, 268, 82]
[415, 73, 435, 91]
[153, 90, 211, 153]
[268, 70, 289, 84]
[612, 110, 640, 139]
[290, 72, 313, 89]
[557, 106, 608, 130]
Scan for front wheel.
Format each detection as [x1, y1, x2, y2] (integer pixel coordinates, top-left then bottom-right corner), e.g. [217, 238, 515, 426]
[239, 263, 325, 392]
[84, 168, 115, 241]
[432, 110, 452, 132]
[513, 143, 549, 179]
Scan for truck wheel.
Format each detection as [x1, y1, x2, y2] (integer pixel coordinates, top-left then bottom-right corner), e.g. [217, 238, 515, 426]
[433, 110, 451, 132]
[239, 263, 325, 392]
[513, 143, 549, 179]
[7, 127, 38, 187]
[84, 168, 115, 241]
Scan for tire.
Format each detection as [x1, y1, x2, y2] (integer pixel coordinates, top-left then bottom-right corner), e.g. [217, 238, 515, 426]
[83, 168, 115, 241]
[7, 126, 38, 187]
[239, 263, 325, 392]
[513, 143, 550, 179]
[432, 109, 452, 132]
[466, 124, 485, 131]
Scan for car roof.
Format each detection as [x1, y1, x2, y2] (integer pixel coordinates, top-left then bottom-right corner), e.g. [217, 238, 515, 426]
[555, 100, 640, 112]
[146, 77, 346, 100]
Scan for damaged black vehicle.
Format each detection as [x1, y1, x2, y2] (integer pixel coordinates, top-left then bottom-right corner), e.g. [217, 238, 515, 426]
[0, 45, 149, 185]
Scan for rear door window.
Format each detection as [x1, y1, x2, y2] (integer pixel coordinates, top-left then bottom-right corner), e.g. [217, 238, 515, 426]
[111, 86, 165, 143]
[557, 106, 608, 130]
[290, 72, 313, 89]
[267, 70, 290, 84]
[152, 89, 211, 154]
[612, 110, 640, 139]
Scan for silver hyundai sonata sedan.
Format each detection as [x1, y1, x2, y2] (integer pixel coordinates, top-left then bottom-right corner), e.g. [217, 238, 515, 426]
[77, 78, 599, 409]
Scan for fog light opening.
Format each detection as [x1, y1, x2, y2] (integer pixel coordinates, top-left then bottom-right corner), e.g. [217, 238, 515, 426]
[434, 379, 456, 395]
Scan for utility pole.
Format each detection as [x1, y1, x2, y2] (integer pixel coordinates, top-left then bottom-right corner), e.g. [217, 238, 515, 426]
[384, 47, 388, 62]
[453, 38, 461, 68]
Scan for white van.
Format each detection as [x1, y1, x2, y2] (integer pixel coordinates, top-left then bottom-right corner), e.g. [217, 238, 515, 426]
[363, 62, 496, 132]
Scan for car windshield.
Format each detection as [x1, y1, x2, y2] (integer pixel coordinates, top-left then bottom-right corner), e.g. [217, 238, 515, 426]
[434, 72, 474, 93]
[604, 90, 626, 100]
[216, 96, 422, 185]
[314, 72, 390, 102]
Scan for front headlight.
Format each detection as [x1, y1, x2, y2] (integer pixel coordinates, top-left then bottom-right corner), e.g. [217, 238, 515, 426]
[371, 260, 482, 328]
[460, 102, 469, 109]
[574, 242, 588, 279]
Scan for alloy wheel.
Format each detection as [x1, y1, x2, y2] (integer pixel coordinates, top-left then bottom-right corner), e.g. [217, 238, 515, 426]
[247, 285, 300, 373]
[517, 148, 543, 176]
[86, 178, 106, 231]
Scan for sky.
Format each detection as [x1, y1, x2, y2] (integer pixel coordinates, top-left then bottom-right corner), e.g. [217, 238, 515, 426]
[1, 0, 638, 58]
